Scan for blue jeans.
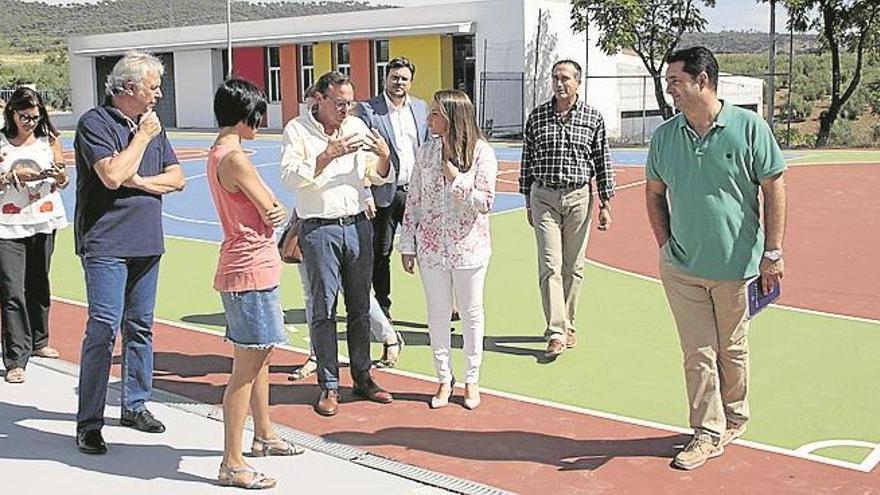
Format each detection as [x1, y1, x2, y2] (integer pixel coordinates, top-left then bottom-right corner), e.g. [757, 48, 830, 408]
[77, 256, 161, 432]
[299, 217, 373, 390]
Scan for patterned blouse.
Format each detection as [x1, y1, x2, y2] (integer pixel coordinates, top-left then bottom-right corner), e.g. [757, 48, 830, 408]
[399, 137, 498, 270]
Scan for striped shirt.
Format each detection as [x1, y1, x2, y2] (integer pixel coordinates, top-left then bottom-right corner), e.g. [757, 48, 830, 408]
[519, 97, 614, 203]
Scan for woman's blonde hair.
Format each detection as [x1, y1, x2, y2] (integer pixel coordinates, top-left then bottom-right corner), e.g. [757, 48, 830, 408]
[433, 89, 482, 173]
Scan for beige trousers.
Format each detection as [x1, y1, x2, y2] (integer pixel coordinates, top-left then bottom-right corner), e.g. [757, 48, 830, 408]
[530, 183, 593, 341]
[659, 256, 751, 437]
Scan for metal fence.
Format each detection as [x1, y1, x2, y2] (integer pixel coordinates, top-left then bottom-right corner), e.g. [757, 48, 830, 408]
[479, 71, 525, 139]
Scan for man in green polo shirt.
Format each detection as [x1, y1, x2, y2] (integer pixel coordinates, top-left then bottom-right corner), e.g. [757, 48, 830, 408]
[645, 46, 787, 470]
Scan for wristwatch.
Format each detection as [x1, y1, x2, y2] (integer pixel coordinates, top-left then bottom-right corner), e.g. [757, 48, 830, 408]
[763, 249, 783, 262]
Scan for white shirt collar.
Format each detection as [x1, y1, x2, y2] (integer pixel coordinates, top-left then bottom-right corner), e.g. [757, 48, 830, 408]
[383, 91, 411, 112]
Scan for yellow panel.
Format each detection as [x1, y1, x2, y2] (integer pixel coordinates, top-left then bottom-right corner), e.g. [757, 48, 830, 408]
[314, 42, 332, 77]
[440, 35, 454, 90]
[389, 35, 451, 101]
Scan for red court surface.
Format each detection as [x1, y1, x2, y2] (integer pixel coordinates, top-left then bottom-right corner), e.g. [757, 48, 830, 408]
[47, 301, 879, 494]
[498, 160, 880, 321]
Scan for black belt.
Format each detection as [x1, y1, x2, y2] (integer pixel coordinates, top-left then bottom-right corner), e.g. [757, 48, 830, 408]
[536, 180, 587, 191]
[303, 212, 367, 226]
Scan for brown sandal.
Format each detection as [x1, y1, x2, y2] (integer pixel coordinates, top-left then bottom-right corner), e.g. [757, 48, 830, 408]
[4, 368, 25, 384]
[218, 463, 276, 489]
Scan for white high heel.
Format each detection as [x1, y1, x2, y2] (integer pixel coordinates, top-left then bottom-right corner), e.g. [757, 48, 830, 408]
[429, 379, 455, 409]
[463, 383, 481, 410]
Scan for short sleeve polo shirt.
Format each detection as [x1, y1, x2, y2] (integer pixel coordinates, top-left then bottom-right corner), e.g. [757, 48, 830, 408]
[74, 105, 179, 257]
[646, 102, 786, 280]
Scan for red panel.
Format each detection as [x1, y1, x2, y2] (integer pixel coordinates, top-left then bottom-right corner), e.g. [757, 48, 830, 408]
[349, 39, 372, 101]
[280, 44, 300, 124]
[232, 46, 266, 91]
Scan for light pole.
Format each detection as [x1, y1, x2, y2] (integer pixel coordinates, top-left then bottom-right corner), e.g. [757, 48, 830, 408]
[226, 0, 232, 79]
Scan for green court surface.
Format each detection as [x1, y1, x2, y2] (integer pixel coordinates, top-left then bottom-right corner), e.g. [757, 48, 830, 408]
[50, 205, 880, 468]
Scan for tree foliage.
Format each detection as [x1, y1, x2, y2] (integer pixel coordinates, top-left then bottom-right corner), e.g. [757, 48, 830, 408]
[570, 0, 715, 119]
[785, 0, 880, 146]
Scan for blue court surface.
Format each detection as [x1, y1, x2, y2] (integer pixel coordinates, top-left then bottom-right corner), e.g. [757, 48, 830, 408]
[58, 137, 648, 243]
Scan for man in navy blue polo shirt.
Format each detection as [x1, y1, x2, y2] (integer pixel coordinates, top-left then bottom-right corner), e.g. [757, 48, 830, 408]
[73, 51, 185, 455]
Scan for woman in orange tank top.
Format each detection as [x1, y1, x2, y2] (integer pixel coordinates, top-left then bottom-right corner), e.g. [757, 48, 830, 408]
[207, 79, 302, 490]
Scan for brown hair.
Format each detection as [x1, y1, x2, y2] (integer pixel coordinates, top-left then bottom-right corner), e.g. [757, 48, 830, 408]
[433, 89, 482, 172]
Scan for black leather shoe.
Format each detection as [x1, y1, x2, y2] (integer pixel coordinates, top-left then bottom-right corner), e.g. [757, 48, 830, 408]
[76, 429, 107, 455]
[120, 409, 166, 433]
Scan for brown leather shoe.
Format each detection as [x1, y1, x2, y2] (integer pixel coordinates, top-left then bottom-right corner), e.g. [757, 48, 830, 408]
[544, 339, 566, 357]
[352, 379, 393, 404]
[314, 389, 339, 416]
[565, 329, 578, 348]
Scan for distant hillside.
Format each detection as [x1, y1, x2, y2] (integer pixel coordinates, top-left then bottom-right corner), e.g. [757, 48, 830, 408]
[681, 30, 819, 54]
[0, 0, 386, 53]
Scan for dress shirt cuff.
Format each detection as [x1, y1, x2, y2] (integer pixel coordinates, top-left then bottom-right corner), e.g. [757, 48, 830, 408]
[398, 234, 416, 255]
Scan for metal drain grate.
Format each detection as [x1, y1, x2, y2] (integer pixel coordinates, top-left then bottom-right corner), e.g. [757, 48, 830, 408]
[33, 358, 514, 495]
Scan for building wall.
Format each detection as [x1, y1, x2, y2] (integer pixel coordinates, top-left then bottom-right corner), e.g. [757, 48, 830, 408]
[314, 42, 332, 76]
[350, 39, 373, 100]
[279, 44, 299, 125]
[389, 35, 452, 102]
[173, 50, 216, 128]
[232, 47, 266, 90]
[69, 54, 97, 120]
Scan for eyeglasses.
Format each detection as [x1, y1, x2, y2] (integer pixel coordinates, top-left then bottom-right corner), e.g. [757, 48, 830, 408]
[325, 97, 357, 112]
[16, 112, 41, 125]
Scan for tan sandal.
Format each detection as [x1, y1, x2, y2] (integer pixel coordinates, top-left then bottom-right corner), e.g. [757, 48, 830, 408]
[218, 463, 276, 489]
[251, 436, 305, 457]
[4, 368, 25, 384]
[287, 356, 317, 381]
[375, 331, 404, 369]
[33, 346, 61, 358]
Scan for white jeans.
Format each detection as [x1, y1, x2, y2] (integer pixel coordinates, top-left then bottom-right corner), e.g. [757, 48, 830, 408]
[419, 264, 488, 384]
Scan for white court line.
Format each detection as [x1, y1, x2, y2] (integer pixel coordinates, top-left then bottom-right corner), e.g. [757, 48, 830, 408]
[51, 294, 876, 473]
[587, 258, 880, 326]
[861, 442, 880, 472]
[796, 439, 879, 454]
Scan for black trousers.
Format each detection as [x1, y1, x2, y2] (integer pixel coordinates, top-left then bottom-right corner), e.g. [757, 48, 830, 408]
[371, 188, 407, 314]
[0, 232, 55, 370]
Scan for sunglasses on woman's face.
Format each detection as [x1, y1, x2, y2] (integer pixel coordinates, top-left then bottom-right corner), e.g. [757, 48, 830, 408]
[16, 112, 41, 125]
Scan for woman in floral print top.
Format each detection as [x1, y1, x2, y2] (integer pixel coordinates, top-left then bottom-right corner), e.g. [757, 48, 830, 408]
[399, 89, 497, 410]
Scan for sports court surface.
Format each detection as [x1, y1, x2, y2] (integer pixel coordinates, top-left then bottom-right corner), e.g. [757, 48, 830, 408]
[33, 134, 880, 493]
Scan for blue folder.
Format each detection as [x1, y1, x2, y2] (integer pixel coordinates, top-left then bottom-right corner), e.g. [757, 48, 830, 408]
[748, 276, 781, 318]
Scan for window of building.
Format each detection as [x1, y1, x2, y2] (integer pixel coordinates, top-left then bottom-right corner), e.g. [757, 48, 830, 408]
[373, 39, 390, 95]
[265, 46, 281, 103]
[300, 44, 315, 101]
[334, 42, 351, 77]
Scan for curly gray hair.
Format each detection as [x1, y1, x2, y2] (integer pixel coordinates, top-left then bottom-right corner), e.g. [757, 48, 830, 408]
[105, 51, 165, 97]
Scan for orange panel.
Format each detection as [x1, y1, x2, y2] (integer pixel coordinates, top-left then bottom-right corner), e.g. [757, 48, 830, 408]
[350, 39, 372, 101]
[280, 44, 300, 124]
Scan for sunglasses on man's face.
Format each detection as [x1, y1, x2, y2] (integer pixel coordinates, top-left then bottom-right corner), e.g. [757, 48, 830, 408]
[16, 112, 41, 125]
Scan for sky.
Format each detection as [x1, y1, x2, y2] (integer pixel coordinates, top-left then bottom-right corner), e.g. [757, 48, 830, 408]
[23, 0, 790, 32]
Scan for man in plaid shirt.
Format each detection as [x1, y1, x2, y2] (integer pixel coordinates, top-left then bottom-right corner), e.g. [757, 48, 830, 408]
[520, 59, 614, 358]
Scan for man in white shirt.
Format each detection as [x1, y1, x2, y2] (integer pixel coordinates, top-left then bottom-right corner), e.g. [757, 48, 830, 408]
[280, 71, 394, 417]
[356, 57, 429, 321]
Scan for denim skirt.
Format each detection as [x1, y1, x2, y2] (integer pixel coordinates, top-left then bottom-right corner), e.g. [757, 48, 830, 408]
[220, 286, 288, 349]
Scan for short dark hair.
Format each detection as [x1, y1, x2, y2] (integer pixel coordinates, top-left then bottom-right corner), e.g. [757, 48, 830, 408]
[386, 57, 416, 78]
[1, 87, 57, 140]
[213, 78, 267, 128]
[314, 71, 352, 95]
[667, 46, 719, 90]
[552, 59, 582, 81]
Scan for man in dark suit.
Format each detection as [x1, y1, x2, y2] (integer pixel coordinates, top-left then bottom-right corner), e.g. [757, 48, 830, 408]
[356, 57, 430, 320]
